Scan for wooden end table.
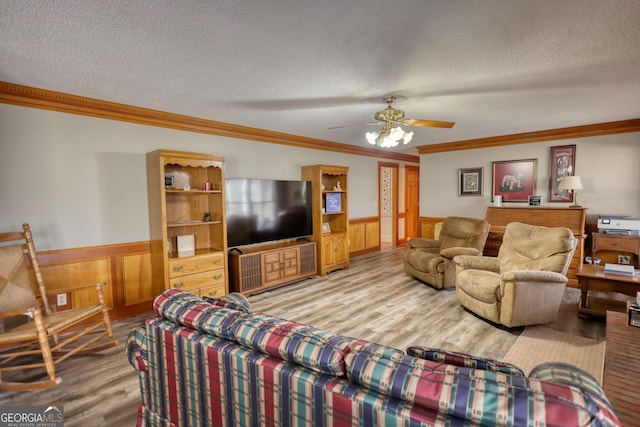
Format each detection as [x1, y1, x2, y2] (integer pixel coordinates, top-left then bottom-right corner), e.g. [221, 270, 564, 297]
[604, 310, 640, 426]
[576, 264, 640, 317]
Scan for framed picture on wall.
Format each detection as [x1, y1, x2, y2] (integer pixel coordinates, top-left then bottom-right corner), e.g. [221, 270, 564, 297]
[549, 144, 576, 203]
[458, 167, 483, 196]
[492, 159, 537, 202]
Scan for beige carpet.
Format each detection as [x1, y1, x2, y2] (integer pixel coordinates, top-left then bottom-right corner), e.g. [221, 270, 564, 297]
[502, 326, 606, 384]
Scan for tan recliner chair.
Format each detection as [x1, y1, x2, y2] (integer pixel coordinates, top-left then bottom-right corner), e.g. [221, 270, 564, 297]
[454, 222, 576, 328]
[404, 217, 490, 289]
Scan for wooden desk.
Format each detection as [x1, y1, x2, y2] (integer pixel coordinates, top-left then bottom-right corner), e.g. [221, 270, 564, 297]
[576, 264, 640, 317]
[604, 311, 640, 426]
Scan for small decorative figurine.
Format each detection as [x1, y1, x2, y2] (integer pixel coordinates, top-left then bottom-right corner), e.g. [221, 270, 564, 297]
[333, 180, 342, 191]
[203, 212, 212, 222]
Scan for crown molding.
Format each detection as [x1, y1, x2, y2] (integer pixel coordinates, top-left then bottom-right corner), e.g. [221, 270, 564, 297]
[417, 118, 640, 154]
[0, 81, 419, 163]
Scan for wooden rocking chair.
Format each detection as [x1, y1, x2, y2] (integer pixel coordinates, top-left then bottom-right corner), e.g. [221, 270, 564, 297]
[0, 223, 117, 391]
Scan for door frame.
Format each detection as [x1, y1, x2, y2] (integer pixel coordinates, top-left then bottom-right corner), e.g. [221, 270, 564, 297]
[405, 164, 420, 241]
[378, 161, 399, 246]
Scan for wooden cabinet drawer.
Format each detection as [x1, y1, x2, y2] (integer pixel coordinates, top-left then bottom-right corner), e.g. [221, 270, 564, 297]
[168, 252, 225, 278]
[593, 234, 640, 253]
[169, 269, 225, 291]
[198, 284, 226, 299]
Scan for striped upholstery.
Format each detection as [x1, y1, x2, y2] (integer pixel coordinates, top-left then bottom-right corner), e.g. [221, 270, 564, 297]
[230, 313, 354, 376]
[406, 346, 525, 376]
[530, 363, 620, 426]
[346, 347, 619, 426]
[128, 289, 621, 426]
[154, 288, 244, 341]
[203, 292, 251, 313]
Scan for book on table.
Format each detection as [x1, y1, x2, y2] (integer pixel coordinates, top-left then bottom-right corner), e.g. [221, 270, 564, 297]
[603, 263, 636, 275]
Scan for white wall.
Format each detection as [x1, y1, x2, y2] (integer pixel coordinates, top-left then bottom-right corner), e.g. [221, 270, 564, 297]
[421, 132, 640, 221]
[0, 104, 416, 250]
[2, 103, 637, 251]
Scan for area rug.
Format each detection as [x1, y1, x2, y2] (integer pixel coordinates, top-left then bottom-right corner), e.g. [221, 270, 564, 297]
[502, 326, 605, 384]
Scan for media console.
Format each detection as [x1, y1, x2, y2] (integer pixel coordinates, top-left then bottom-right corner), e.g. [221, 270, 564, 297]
[229, 240, 317, 296]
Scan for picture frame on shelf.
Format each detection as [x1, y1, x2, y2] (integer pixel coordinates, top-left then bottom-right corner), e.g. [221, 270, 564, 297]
[325, 192, 342, 213]
[528, 195, 543, 206]
[164, 175, 175, 189]
[458, 167, 483, 196]
[492, 158, 537, 202]
[322, 223, 331, 234]
[549, 144, 576, 203]
[176, 234, 195, 257]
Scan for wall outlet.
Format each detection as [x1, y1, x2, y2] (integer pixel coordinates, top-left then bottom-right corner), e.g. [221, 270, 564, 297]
[57, 293, 67, 306]
[618, 255, 631, 265]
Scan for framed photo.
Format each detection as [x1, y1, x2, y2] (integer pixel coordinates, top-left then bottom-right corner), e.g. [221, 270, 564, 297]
[325, 192, 342, 213]
[528, 195, 543, 206]
[492, 159, 537, 202]
[322, 223, 331, 234]
[176, 234, 195, 257]
[164, 175, 175, 189]
[458, 167, 483, 196]
[549, 145, 576, 203]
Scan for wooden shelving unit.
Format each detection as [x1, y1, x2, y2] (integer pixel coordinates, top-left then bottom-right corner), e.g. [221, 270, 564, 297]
[146, 149, 228, 298]
[302, 164, 349, 276]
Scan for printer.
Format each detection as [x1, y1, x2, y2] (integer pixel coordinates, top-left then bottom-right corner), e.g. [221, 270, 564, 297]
[597, 214, 640, 236]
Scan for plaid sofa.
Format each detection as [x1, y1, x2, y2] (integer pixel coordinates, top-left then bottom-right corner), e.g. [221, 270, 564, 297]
[127, 289, 620, 426]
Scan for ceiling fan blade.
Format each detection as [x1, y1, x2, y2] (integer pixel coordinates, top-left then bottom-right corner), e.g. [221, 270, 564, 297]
[329, 121, 381, 129]
[402, 119, 455, 128]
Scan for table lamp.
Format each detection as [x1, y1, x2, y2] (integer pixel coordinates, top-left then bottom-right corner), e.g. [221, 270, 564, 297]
[558, 175, 583, 207]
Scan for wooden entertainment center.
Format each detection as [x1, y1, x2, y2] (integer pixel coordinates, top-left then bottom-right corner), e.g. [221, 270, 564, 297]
[229, 240, 317, 296]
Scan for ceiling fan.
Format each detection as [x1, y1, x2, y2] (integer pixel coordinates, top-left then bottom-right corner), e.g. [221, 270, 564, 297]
[329, 95, 455, 130]
[329, 96, 455, 148]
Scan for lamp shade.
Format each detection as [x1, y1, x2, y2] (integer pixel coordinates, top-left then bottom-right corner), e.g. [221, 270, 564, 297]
[557, 176, 583, 191]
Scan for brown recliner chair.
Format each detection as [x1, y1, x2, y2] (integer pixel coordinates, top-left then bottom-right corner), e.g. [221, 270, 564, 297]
[454, 222, 576, 328]
[404, 217, 490, 289]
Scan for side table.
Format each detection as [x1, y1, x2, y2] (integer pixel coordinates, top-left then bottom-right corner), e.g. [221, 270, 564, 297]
[604, 310, 640, 426]
[576, 264, 640, 317]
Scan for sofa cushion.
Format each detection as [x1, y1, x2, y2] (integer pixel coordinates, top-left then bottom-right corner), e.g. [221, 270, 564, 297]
[202, 291, 251, 313]
[456, 270, 501, 303]
[346, 347, 615, 425]
[406, 346, 525, 376]
[405, 249, 441, 272]
[499, 222, 575, 274]
[153, 288, 244, 340]
[230, 313, 354, 376]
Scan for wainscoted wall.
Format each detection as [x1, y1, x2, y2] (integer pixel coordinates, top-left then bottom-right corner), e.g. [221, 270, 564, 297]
[36, 217, 382, 319]
[419, 216, 445, 239]
[349, 217, 380, 257]
[38, 241, 163, 319]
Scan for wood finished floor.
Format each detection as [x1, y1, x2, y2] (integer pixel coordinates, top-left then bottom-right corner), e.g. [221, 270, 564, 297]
[0, 245, 605, 426]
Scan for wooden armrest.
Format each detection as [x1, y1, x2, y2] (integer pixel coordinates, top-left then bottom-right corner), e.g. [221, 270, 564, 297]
[0, 307, 39, 320]
[44, 281, 107, 295]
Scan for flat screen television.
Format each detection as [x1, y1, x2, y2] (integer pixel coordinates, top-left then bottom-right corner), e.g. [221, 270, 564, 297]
[225, 178, 313, 248]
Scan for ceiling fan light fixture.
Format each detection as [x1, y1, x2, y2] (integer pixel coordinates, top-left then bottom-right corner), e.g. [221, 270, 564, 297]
[365, 126, 414, 148]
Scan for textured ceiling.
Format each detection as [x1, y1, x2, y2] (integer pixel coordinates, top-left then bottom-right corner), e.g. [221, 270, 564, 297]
[2, 0, 640, 154]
